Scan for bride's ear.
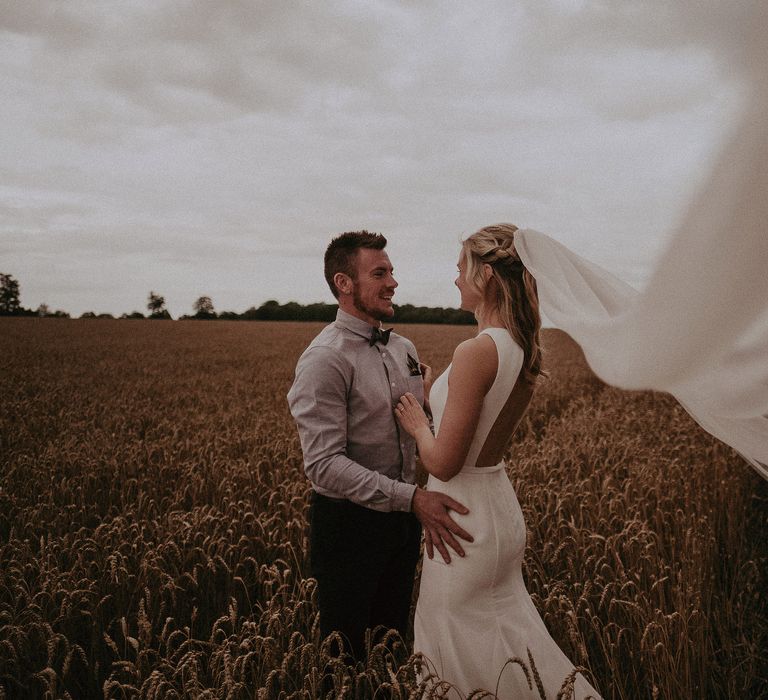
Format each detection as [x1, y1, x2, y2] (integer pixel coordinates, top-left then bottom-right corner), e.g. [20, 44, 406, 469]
[482, 263, 494, 283]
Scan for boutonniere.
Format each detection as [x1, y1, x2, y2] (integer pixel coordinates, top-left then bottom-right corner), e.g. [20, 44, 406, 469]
[406, 353, 422, 377]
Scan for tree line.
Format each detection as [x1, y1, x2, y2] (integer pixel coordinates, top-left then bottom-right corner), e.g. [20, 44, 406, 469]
[0, 273, 475, 324]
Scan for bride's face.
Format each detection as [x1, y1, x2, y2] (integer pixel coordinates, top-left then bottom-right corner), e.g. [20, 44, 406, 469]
[455, 254, 483, 312]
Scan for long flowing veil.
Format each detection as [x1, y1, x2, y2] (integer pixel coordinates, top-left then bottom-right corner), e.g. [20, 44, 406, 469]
[515, 7, 768, 478]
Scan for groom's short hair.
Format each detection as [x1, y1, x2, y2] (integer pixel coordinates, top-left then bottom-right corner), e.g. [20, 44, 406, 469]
[324, 231, 387, 299]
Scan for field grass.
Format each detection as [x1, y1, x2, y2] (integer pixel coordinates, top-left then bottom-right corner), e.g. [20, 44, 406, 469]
[0, 318, 766, 699]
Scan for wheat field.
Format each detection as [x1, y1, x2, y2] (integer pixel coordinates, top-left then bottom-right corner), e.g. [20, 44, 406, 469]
[0, 319, 766, 699]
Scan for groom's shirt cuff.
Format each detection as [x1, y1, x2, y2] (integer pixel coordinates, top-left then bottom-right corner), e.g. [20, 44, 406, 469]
[392, 481, 418, 512]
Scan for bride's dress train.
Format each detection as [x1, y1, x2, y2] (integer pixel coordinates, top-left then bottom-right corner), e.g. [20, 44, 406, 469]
[414, 328, 600, 699]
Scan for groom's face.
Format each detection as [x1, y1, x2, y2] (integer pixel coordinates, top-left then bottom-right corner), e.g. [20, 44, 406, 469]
[351, 248, 398, 323]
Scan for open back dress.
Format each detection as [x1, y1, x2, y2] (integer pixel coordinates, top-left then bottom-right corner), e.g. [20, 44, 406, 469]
[414, 327, 601, 699]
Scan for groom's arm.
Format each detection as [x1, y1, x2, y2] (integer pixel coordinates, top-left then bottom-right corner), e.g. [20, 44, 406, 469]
[287, 345, 416, 512]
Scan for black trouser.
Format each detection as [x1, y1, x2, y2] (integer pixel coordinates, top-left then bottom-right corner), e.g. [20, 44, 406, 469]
[309, 491, 422, 662]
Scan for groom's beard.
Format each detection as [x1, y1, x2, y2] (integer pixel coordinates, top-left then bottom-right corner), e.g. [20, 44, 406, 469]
[352, 286, 393, 322]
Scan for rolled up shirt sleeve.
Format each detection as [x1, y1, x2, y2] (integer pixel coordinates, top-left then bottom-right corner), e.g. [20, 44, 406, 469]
[287, 345, 416, 512]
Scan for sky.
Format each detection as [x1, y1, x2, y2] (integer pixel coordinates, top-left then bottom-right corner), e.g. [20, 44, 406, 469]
[0, 1, 752, 317]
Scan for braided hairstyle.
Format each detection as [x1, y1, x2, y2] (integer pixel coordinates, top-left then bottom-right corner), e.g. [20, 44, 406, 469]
[461, 223, 544, 384]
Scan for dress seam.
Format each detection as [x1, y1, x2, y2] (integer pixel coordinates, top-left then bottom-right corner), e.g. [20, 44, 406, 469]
[488, 471, 506, 695]
[487, 474, 501, 591]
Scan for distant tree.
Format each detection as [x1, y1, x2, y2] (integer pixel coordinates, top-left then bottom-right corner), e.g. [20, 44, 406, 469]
[304, 302, 336, 321]
[282, 301, 302, 320]
[232, 299, 473, 323]
[36, 304, 69, 317]
[147, 291, 165, 314]
[255, 300, 281, 320]
[120, 311, 145, 319]
[193, 295, 215, 318]
[0, 273, 21, 315]
[97, 313, 114, 319]
[147, 291, 171, 319]
[392, 303, 474, 325]
[241, 305, 259, 320]
[81, 311, 97, 319]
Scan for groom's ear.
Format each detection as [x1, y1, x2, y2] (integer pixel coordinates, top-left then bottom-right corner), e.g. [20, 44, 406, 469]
[334, 272, 353, 296]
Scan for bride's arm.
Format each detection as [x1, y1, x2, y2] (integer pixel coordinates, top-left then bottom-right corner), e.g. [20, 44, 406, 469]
[396, 335, 497, 481]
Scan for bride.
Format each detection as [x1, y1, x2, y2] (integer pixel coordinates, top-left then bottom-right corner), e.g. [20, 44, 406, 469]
[395, 223, 601, 699]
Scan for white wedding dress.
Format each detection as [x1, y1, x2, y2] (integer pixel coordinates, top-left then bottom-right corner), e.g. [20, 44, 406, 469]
[414, 328, 601, 699]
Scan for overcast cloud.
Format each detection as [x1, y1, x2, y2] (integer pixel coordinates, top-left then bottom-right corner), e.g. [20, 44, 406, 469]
[0, 1, 752, 316]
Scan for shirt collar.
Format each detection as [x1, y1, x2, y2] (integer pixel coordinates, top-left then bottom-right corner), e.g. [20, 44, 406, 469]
[335, 308, 383, 341]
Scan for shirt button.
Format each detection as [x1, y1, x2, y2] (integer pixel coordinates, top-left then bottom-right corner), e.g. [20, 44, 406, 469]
[382, 352, 387, 357]
[391, 382, 395, 387]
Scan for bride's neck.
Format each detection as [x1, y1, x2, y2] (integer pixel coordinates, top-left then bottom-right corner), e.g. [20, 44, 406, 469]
[475, 307, 503, 331]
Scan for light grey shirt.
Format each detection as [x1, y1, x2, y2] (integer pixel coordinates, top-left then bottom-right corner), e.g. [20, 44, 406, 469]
[287, 308, 423, 512]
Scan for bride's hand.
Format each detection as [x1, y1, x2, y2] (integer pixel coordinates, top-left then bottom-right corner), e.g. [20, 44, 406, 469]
[395, 392, 431, 438]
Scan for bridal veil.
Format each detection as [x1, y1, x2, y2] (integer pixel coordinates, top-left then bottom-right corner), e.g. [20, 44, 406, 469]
[515, 3, 768, 478]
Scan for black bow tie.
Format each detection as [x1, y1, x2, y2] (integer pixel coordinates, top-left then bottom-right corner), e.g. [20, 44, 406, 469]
[369, 327, 392, 346]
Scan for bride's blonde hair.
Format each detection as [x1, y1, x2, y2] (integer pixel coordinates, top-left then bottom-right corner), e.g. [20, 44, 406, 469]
[461, 223, 544, 383]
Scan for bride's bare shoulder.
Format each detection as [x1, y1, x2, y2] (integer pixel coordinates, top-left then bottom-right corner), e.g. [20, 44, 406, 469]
[450, 334, 498, 388]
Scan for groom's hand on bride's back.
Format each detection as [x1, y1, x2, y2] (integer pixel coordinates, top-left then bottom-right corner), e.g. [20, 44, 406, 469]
[411, 489, 472, 564]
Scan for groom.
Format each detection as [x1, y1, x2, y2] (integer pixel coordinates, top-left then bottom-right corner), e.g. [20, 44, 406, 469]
[287, 230, 472, 662]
